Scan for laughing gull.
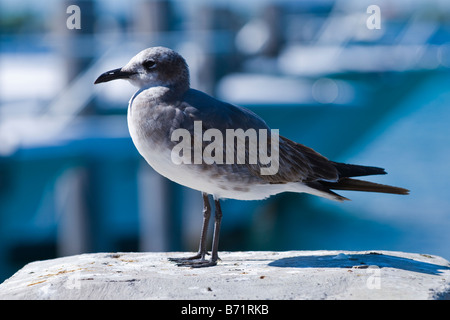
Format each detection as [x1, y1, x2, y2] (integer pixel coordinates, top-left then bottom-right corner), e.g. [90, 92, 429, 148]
[95, 46, 409, 267]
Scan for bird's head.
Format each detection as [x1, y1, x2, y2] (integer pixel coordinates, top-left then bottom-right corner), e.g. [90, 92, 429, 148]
[94, 46, 190, 93]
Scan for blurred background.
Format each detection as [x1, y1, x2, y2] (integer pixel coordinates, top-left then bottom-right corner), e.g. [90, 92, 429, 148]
[1, 0, 450, 282]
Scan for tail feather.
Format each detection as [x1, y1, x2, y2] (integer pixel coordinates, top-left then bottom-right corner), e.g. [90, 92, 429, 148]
[322, 177, 410, 195]
[332, 161, 387, 178]
[306, 162, 410, 201]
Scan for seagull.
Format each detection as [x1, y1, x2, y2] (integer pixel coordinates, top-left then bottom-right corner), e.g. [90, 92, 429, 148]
[94, 46, 409, 267]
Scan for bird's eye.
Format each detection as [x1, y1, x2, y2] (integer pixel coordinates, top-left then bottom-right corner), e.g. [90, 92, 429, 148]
[143, 60, 156, 70]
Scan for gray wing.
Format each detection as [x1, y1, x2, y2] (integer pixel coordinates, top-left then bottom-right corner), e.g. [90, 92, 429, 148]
[173, 89, 338, 184]
[178, 89, 269, 132]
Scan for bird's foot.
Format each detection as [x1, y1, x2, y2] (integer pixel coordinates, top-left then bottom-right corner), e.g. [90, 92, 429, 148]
[168, 253, 219, 268]
[175, 258, 219, 268]
[168, 252, 208, 263]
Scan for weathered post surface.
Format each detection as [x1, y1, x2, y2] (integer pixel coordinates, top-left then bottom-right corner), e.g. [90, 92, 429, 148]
[0, 251, 449, 300]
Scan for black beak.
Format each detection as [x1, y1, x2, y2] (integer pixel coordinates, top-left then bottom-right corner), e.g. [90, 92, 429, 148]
[94, 68, 134, 84]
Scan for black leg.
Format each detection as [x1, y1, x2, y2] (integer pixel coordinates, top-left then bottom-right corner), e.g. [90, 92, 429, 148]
[169, 192, 211, 263]
[198, 193, 212, 259]
[172, 195, 223, 268]
[210, 198, 223, 264]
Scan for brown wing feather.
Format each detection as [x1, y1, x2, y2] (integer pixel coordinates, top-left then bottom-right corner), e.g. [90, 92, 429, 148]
[246, 135, 339, 184]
